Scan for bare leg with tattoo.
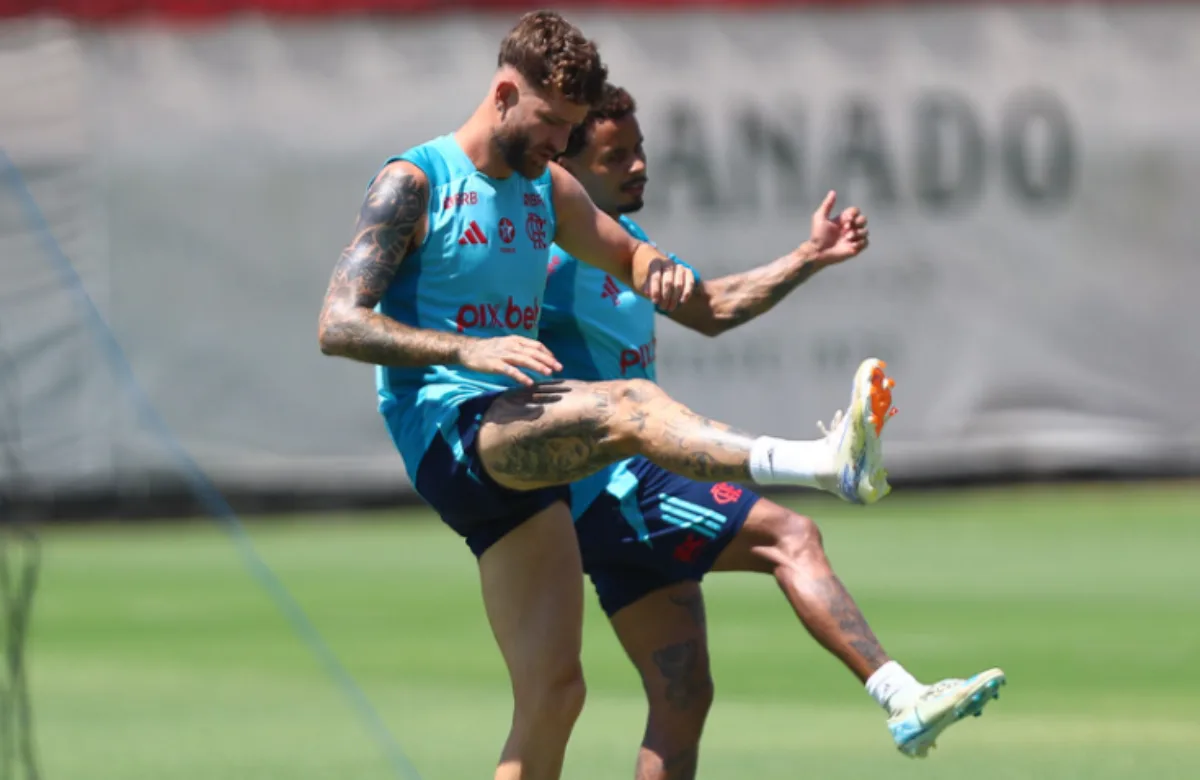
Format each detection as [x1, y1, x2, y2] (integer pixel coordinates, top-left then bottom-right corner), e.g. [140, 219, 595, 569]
[609, 582, 712, 780]
[479, 379, 754, 487]
[599, 503, 901, 780]
[712, 498, 892, 683]
[477, 364, 894, 507]
[572, 463, 1005, 775]
[708, 498, 1005, 759]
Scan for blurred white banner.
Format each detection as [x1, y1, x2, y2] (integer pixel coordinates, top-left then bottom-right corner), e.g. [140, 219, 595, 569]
[3, 5, 1198, 499]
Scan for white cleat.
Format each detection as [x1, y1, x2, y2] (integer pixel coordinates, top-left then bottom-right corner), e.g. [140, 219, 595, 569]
[888, 668, 1007, 758]
[817, 358, 897, 504]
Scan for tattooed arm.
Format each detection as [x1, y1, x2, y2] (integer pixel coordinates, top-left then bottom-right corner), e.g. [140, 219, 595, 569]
[548, 162, 694, 312]
[319, 160, 562, 384]
[667, 190, 870, 337]
[318, 160, 461, 365]
[666, 243, 824, 338]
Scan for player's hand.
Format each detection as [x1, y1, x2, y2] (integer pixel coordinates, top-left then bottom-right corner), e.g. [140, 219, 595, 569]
[457, 336, 562, 387]
[644, 254, 696, 312]
[807, 190, 869, 265]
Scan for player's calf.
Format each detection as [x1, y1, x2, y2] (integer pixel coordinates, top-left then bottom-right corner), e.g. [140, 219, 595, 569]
[638, 718, 707, 780]
[636, 649, 712, 780]
[712, 499, 1006, 758]
[713, 500, 893, 683]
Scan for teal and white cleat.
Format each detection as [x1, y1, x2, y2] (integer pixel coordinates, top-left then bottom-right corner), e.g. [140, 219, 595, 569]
[818, 358, 897, 505]
[888, 668, 1007, 758]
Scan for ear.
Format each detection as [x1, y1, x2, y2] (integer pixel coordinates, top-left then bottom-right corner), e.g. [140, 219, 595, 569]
[494, 80, 519, 117]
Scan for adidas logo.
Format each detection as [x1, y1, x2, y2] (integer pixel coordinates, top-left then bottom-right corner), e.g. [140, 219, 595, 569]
[458, 221, 488, 245]
[601, 274, 622, 305]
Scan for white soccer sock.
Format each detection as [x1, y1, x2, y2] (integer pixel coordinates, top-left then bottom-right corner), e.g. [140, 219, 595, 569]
[748, 436, 829, 489]
[866, 661, 923, 716]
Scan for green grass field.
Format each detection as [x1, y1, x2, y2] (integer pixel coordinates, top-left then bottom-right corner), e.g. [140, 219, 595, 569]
[22, 483, 1200, 779]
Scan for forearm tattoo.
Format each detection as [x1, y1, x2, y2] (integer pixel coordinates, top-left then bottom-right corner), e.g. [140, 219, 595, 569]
[705, 253, 820, 332]
[319, 166, 468, 365]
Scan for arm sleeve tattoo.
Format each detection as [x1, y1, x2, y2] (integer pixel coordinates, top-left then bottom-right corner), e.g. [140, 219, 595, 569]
[668, 246, 822, 337]
[317, 163, 474, 366]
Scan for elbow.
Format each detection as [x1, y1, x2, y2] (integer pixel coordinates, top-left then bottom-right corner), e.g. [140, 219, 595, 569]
[700, 316, 729, 336]
[317, 325, 340, 357]
[695, 312, 739, 338]
[317, 309, 349, 357]
[675, 317, 727, 339]
[318, 331, 340, 357]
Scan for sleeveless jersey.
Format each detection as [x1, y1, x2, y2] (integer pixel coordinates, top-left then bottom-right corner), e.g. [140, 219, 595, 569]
[375, 134, 557, 478]
[540, 215, 699, 516]
[541, 216, 695, 382]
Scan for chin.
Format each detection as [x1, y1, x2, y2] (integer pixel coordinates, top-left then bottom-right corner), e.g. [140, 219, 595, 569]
[617, 198, 645, 214]
[521, 160, 549, 179]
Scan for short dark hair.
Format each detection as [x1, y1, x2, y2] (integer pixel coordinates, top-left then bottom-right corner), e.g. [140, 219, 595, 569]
[498, 11, 607, 107]
[561, 83, 637, 159]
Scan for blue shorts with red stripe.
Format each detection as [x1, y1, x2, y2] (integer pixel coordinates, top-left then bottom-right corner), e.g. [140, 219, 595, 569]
[573, 456, 761, 617]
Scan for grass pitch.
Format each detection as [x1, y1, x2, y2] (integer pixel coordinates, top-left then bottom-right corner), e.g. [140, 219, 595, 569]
[24, 482, 1200, 779]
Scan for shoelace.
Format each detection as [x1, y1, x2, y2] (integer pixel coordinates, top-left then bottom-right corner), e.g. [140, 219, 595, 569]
[920, 679, 964, 700]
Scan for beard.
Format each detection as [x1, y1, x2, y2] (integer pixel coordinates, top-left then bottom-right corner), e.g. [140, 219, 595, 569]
[617, 197, 645, 214]
[617, 176, 648, 214]
[493, 127, 543, 179]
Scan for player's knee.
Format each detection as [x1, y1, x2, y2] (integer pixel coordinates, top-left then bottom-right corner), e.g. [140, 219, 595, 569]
[768, 509, 825, 565]
[515, 660, 587, 729]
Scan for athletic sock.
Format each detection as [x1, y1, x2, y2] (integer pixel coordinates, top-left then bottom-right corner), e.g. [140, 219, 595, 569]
[866, 661, 923, 716]
[748, 436, 829, 489]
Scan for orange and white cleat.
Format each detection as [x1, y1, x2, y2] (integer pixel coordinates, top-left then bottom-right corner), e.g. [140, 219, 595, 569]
[817, 358, 898, 505]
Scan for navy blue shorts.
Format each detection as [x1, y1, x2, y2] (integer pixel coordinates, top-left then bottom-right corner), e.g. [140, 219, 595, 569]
[574, 457, 761, 617]
[413, 390, 570, 558]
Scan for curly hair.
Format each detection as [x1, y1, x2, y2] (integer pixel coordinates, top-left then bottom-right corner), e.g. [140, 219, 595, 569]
[498, 11, 608, 108]
[561, 83, 637, 159]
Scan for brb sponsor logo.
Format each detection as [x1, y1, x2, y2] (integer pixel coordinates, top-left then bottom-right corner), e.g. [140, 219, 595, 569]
[455, 296, 541, 334]
[619, 336, 656, 376]
[443, 191, 478, 209]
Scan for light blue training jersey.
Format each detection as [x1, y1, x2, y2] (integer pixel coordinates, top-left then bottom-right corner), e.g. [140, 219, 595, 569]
[375, 134, 557, 478]
[540, 215, 699, 516]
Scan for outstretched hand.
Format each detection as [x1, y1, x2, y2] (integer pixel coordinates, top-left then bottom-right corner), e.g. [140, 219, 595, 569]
[807, 190, 869, 265]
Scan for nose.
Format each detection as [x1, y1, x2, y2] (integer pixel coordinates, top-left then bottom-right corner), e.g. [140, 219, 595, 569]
[630, 154, 647, 175]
